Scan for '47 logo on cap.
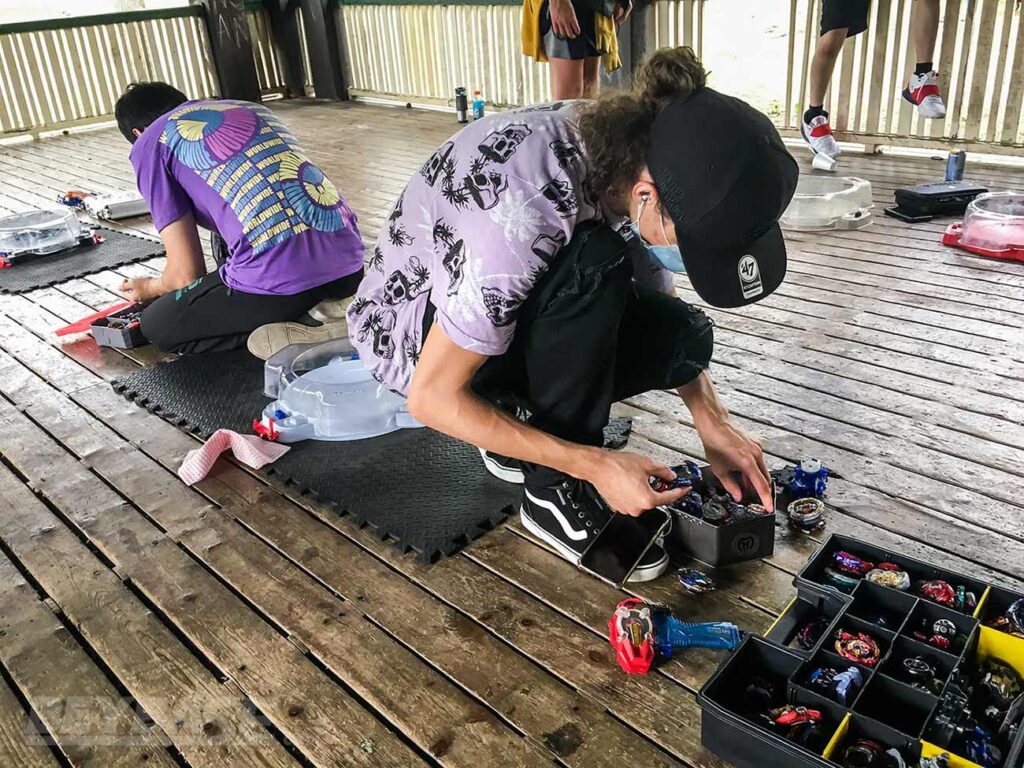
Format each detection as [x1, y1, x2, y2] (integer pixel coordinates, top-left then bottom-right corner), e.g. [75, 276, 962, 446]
[738, 255, 763, 300]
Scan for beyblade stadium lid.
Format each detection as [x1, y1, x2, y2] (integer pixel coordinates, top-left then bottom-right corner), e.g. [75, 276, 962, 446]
[943, 191, 1024, 262]
[780, 176, 874, 231]
[259, 338, 421, 443]
[0, 208, 90, 258]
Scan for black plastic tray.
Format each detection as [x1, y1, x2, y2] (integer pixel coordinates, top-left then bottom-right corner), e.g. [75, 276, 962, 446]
[698, 534, 1024, 768]
[795, 534, 989, 611]
[765, 594, 846, 657]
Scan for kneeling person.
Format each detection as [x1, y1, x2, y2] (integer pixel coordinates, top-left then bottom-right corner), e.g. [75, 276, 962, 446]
[349, 48, 795, 581]
[115, 82, 364, 354]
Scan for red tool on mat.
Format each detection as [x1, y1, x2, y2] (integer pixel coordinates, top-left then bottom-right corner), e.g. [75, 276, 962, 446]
[55, 301, 134, 336]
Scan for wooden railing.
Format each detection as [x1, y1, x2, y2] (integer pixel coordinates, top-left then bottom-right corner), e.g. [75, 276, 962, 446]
[0, 7, 219, 137]
[341, 0, 552, 108]
[3, 0, 1022, 154]
[336, 0, 1024, 155]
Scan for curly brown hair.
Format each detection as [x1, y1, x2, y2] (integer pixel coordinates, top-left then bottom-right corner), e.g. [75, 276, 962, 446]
[577, 47, 707, 200]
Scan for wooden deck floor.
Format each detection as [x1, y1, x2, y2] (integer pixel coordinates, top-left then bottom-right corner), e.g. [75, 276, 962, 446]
[0, 100, 1023, 768]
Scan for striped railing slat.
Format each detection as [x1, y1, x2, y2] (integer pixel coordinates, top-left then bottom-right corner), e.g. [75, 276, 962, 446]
[0, 8, 218, 136]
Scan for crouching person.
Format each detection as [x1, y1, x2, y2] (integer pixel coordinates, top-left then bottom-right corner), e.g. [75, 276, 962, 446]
[114, 82, 363, 355]
[349, 48, 796, 581]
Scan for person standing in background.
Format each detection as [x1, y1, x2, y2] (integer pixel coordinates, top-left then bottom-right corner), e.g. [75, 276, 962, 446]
[801, 0, 946, 160]
[522, 0, 631, 99]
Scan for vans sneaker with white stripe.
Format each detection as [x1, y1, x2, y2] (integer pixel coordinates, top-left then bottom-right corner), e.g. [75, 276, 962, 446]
[519, 477, 669, 583]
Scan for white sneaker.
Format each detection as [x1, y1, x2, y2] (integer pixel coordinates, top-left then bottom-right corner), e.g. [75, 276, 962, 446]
[246, 316, 348, 360]
[903, 71, 946, 119]
[801, 113, 841, 159]
[308, 297, 352, 323]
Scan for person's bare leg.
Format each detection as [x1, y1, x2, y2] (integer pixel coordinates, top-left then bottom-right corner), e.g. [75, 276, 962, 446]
[549, 58, 585, 100]
[809, 29, 847, 108]
[582, 56, 601, 99]
[914, 0, 940, 63]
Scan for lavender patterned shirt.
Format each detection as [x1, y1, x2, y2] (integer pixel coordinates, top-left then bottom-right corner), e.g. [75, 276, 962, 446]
[348, 100, 670, 395]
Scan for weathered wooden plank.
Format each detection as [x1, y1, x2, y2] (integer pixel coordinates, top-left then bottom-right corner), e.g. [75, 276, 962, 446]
[124, 413, 722, 766]
[615, 409, 1024, 591]
[0, 366, 561, 767]
[0, 404, 423, 767]
[0, 553, 179, 768]
[0, 463, 302, 768]
[706, 327, 1024, 451]
[0, 666, 61, 768]
[692, 308, 1024, 424]
[0, 313, 699, 766]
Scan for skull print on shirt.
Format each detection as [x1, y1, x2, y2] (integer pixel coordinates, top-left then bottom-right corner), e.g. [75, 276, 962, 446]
[478, 124, 532, 164]
[481, 285, 519, 327]
[348, 101, 618, 396]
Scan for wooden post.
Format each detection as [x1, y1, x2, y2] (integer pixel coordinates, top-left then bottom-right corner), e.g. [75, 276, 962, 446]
[195, 0, 261, 101]
[265, 0, 306, 97]
[630, 0, 650, 75]
[299, 0, 345, 100]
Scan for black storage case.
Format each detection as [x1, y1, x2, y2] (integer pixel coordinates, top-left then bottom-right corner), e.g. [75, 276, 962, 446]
[795, 533, 989, 610]
[663, 471, 776, 567]
[893, 180, 989, 216]
[697, 534, 1024, 768]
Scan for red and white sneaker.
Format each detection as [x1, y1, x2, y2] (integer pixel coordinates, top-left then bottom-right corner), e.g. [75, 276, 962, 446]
[903, 71, 946, 119]
[801, 113, 840, 159]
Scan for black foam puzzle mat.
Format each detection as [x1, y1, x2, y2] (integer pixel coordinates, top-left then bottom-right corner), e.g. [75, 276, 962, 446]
[112, 350, 633, 562]
[0, 228, 165, 294]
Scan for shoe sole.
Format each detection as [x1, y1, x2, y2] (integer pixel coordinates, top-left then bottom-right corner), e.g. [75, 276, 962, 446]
[246, 319, 347, 361]
[479, 447, 525, 484]
[519, 505, 669, 583]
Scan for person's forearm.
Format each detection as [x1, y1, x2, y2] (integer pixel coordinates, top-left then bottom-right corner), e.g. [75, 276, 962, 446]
[677, 370, 729, 430]
[409, 384, 602, 481]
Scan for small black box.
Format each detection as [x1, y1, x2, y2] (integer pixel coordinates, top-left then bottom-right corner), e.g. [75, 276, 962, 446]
[893, 179, 988, 216]
[664, 470, 776, 567]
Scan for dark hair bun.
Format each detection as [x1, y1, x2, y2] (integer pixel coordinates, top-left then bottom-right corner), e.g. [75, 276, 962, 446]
[577, 46, 708, 200]
[637, 46, 708, 110]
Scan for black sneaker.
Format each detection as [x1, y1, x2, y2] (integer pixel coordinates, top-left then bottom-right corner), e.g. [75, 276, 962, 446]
[478, 401, 527, 483]
[520, 477, 669, 583]
[479, 448, 525, 484]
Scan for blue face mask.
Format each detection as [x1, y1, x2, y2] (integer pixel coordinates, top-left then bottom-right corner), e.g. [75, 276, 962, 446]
[631, 198, 686, 273]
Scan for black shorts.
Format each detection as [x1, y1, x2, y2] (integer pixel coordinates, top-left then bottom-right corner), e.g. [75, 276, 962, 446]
[540, 0, 607, 60]
[820, 0, 869, 37]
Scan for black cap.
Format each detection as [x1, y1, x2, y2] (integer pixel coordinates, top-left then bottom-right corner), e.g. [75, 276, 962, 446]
[648, 88, 798, 307]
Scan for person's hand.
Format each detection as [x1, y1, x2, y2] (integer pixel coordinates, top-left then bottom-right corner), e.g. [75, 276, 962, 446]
[698, 418, 774, 511]
[118, 276, 159, 303]
[585, 451, 689, 517]
[549, 0, 581, 39]
[612, 0, 632, 25]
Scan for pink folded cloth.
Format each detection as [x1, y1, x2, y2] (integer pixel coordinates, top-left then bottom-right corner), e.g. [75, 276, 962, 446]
[178, 429, 290, 485]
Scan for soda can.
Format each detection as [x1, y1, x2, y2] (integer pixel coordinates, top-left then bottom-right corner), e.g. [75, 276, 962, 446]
[945, 150, 966, 181]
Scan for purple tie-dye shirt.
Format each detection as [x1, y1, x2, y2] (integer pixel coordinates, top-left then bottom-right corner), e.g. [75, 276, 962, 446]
[130, 100, 364, 295]
[348, 100, 670, 395]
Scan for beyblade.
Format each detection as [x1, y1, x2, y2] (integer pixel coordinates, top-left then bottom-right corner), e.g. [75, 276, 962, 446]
[677, 568, 716, 594]
[865, 568, 911, 591]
